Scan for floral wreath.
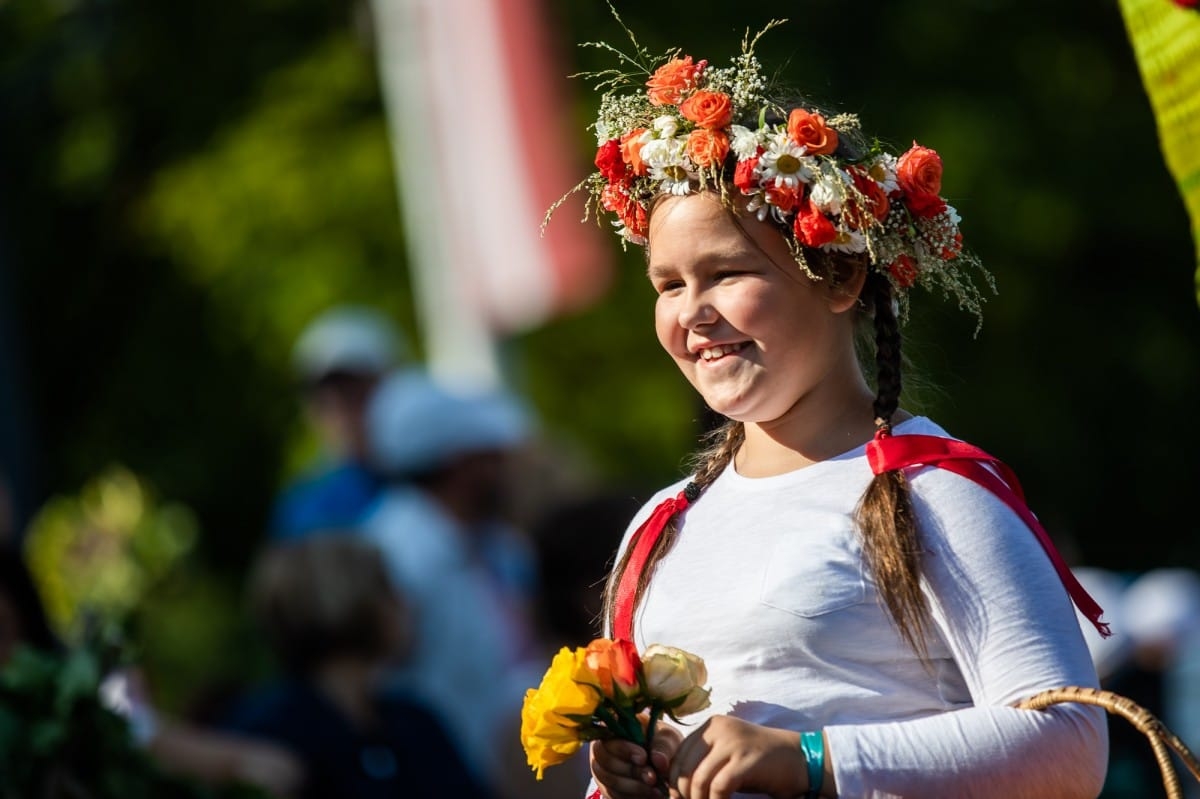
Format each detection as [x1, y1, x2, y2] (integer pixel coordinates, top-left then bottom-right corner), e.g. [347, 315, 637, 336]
[548, 10, 995, 326]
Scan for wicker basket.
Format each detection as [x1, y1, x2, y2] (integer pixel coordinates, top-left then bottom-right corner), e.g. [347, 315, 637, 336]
[1016, 687, 1200, 799]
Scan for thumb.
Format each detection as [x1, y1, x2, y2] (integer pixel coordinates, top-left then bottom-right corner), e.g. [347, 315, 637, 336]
[649, 724, 682, 772]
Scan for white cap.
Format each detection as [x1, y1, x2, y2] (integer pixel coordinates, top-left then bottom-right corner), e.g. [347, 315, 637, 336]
[292, 306, 407, 381]
[366, 370, 532, 475]
[1071, 567, 1132, 681]
[1123, 568, 1200, 653]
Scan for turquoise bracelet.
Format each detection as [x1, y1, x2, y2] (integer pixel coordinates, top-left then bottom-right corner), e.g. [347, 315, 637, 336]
[799, 730, 825, 799]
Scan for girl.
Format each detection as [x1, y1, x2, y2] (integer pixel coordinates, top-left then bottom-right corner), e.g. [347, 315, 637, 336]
[568, 23, 1109, 799]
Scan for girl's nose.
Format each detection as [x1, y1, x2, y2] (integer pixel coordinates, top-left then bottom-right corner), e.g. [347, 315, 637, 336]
[678, 288, 718, 330]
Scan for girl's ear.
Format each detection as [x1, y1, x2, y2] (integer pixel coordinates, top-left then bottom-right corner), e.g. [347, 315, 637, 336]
[826, 262, 869, 314]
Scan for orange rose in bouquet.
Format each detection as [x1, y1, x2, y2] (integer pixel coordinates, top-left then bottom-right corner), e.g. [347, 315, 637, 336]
[520, 638, 711, 780]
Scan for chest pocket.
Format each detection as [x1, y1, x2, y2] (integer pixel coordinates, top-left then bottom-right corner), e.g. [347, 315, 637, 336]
[758, 522, 868, 618]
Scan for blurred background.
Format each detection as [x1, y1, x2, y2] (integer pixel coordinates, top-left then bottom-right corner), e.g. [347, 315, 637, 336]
[0, 0, 1198, 796]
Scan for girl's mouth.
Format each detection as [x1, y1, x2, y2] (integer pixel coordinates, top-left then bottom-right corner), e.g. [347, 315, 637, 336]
[699, 342, 748, 362]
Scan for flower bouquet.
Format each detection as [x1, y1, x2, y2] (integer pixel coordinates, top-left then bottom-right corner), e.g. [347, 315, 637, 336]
[520, 638, 711, 780]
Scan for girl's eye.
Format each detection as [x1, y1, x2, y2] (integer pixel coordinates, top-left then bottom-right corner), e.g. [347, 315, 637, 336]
[657, 280, 685, 293]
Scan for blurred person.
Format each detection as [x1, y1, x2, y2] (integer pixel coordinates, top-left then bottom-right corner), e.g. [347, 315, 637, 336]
[0, 545, 302, 797]
[1100, 568, 1200, 799]
[521, 491, 637, 791]
[360, 369, 564, 798]
[271, 305, 407, 540]
[527, 490, 638, 649]
[222, 533, 492, 799]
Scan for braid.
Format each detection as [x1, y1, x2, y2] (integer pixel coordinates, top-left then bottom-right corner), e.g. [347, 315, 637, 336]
[602, 420, 744, 634]
[870, 273, 903, 428]
[856, 272, 931, 657]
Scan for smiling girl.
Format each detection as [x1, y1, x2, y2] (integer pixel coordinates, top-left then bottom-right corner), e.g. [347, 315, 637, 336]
[560, 19, 1110, 799]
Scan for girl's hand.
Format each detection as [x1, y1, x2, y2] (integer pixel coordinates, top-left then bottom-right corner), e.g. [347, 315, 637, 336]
[590, 725, 683, 799]
[667, 716, 807, 799]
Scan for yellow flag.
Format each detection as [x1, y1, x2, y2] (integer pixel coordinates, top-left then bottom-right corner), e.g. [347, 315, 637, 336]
[1118, 0, 1200, 304]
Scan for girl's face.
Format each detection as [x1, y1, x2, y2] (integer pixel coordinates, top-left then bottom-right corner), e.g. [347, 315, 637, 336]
[648, 193, 861, 426]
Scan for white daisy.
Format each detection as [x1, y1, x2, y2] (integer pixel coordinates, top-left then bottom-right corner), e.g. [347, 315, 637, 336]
[867, 154, 900, 194]
[822, 228, 867, 254]
[651, 163, 695, 196]
[758, 132, 813, 190]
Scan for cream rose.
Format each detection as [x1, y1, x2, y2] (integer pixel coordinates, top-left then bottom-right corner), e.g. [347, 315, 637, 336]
[641, 644, 711, 716]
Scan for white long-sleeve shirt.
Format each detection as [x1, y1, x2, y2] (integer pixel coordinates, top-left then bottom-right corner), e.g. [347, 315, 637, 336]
[610, 416, 1106, 798]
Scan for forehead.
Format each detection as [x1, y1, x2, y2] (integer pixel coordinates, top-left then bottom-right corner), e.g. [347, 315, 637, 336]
[647, 193, 789, 272]
[648, 195, 755, 260]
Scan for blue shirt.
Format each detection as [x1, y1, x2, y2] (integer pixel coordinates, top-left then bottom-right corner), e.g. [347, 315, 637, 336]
[270, 460, 384, 540]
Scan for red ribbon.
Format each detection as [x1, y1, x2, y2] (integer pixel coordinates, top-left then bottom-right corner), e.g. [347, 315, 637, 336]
[867, 432, 1111, 638]
[612, 488, 692, 642]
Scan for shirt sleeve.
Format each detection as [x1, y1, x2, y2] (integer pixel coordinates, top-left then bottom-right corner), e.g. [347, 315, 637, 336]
[825, 467, 1108, 799]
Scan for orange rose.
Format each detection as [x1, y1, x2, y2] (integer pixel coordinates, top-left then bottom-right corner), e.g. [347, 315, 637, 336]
[793, 197, 837, 247]
[904, 190, 946, 219]
[896, 142, 943, 197]
[647, 56, 703, 106]
[844, 169, 890, 229]
[765, 183, 802, 213]
[602, 182, 648, 239]
[595, 139, 625, 182]
[787, 108, 838, 155]
[685, 128, 730, 167]
[582, 639, 641, 699]
[679, 90, 733, 130]
[733, 154, 761, 193]
[601, 181, 628, 213]
[888, 254, 919, 288]
[620, 128, 649, 176]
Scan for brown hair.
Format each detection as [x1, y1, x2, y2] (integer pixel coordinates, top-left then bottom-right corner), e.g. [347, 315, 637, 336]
[603, 197, 930, 656]
[249, 534, 403, 673]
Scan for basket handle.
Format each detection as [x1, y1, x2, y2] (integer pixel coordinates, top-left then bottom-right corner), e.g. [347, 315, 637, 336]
[1015, 686, 1200, 799]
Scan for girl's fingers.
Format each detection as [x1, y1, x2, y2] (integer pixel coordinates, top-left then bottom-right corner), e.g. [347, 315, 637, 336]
[591, 739, 664, 799]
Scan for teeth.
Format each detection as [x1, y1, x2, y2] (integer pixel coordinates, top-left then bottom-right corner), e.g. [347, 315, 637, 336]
[700, 343, 744, 361]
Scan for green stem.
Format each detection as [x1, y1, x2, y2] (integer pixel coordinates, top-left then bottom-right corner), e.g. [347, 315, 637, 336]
[646, 704, 663, 749]
[645, 704, 668, 797]
[592, 703, 622, 735]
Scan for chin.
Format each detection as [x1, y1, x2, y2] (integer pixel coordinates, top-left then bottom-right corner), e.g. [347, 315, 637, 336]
[699, 396, 756, 422]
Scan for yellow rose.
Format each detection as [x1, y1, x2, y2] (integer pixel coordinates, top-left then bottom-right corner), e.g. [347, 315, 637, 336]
[642, 644, 711, 716]
[520, 647, 601, 779]
[521, 687, 585, 779]
[531, 647, 602, 722]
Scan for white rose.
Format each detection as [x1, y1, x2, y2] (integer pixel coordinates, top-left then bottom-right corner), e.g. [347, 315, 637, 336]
[641, 644, 711, 717]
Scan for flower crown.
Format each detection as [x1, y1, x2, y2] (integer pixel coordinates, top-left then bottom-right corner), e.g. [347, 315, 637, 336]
[552, 13, 994, 324]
